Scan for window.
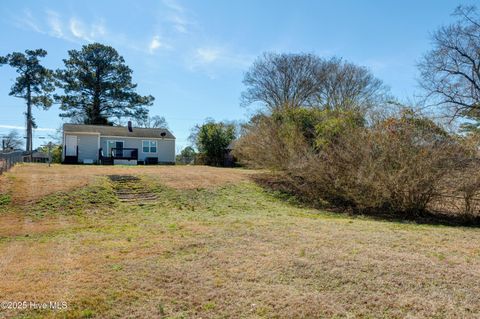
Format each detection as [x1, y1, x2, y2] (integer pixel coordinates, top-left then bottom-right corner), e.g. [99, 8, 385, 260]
[107, 141, 124, 157]
[142, 140, 157, 153]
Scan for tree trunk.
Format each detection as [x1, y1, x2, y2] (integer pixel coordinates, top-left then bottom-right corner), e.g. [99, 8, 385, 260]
[26, 84, 33, 155]
[92, 65, 105, 124]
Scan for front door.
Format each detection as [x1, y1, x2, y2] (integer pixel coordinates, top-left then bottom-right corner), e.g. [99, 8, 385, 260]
[107, 141, 124, 157]
[65, 135, 77, 156]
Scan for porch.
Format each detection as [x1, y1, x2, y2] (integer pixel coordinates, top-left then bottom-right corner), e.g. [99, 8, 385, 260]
[100, 147, 138, 165]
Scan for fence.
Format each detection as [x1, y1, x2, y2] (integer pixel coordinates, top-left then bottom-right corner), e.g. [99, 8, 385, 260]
[429, 193, 480, 217]
[0, 150, 23, 175]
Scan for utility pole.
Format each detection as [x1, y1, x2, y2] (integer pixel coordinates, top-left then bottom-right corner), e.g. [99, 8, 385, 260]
[26, 82, 33, 162]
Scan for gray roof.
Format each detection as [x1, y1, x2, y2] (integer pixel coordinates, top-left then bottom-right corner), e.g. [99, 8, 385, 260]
[63, 124, 175, 139]
[32, 151, 49, 158]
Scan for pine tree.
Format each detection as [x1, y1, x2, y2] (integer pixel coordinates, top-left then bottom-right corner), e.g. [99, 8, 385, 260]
[55, 43, 154, 125]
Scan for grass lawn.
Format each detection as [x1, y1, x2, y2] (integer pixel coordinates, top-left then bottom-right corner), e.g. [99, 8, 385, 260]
[0, 164, 480, 318]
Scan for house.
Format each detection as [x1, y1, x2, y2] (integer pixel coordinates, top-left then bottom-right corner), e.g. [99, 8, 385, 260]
[62, 122, 175, 165]
[29, 150, 49, 163]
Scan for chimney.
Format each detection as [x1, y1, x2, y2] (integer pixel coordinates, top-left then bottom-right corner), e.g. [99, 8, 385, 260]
[127, 121, 133, 132]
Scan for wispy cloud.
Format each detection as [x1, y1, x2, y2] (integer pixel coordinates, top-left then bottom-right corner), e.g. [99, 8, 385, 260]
[194, 46, 253, 67]
[69, 17, 106, 42]
[159, 0, 253, 75]
[195, 47, 221, 63]
[12, 9, 169, 56]
[0, 125, 55, 132]
[69, 18, 86, 40]
[12, 9, 43, 34]
[161, 0, 193, 34]
[162, 0, 185, 13]
[11, 3, 254, 78]
[188, 46, 254, 78]
[168, 14, 189, 33]
[46, 10, 63, 38]
[13, 9, 108, 44]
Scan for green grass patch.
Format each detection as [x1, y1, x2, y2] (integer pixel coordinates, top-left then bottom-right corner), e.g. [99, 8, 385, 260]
[0, 193, 11, 206]
[31, 178, 118, 217]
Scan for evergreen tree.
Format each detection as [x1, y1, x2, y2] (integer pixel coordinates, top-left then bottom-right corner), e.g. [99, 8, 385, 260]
[1, 49, 54, 152]
[55, 43, 154, 125]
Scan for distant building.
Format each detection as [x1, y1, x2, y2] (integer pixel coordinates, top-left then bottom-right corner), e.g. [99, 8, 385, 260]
[22, 150, 49, 163]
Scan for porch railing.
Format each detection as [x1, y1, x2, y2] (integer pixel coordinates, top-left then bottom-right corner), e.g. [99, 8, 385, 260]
[110, 148, 138, 160]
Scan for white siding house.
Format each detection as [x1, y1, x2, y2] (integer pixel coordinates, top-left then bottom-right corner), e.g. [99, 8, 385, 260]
[62, 123, 175, 165]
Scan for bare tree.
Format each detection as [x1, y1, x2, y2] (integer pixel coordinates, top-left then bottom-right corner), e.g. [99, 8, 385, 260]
[419, 5, 480, 128]
[241, 52, 323, 111]
[2, 130, 24, 150]
[134, 115, 169, 129]
[317, 58, 391, 112]
[241, 52, 390, 113]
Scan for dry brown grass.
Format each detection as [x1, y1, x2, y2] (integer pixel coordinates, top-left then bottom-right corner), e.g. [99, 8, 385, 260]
[0, 165, 480, 318]
[0, 163, 253, 204]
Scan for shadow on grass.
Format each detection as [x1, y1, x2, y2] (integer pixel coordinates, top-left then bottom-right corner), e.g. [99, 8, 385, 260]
[252, 173, 480, 228]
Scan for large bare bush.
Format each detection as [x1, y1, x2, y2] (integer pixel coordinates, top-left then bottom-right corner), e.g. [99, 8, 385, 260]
[299, 111, 463, 213]
[234, 112, 311, 170]
[236, 108, 473, 216]
[435, 134, 480, 218]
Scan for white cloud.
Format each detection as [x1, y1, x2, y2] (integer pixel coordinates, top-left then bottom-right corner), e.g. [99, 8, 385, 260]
[169, 14, 188, 33]
[161, 0, 193, 34]
[13, 9, 44, 34]
[193, 46, 253, 67]
[189, 46, 254, 78]
[0, 125, 55, 132]
[65, 17, 107, 42]
[91, 21, 107, 38]
[69, 18, 91, 41]
[148, 35, 171, 53]
[10, 4, 254, 79]
[46, 10, 63, 38]
[195, 47, 221, 63]
[162, 0, 184, 13]
[149, 36, 161, 52]
[14, 9, 107, 44]
[14, 9, 156, 54]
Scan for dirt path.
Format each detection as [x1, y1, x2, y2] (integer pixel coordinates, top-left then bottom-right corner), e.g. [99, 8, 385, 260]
[108, 175, 158, 203]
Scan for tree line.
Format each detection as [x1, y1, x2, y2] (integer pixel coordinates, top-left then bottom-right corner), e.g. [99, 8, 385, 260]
[1, 43, 158, 152]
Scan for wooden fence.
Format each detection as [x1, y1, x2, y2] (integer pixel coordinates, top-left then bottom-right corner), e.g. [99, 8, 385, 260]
[0, 151, 23, 175]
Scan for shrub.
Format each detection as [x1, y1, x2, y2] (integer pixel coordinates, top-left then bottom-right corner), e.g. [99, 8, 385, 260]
[234, 113, 302, 169]
[299, 111, 463, 213]
[191, 120, 236, 166]
[176, 146, 196, 165]
[236, 107, 473, 217]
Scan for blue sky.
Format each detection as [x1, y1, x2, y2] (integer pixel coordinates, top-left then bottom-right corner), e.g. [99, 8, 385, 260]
[0, 0, 466, 151]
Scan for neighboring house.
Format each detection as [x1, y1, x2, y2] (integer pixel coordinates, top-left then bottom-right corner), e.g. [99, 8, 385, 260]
[30, 151, 49, 163]
[62, 122, 175, 165]
[22, 150, 49, 163]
